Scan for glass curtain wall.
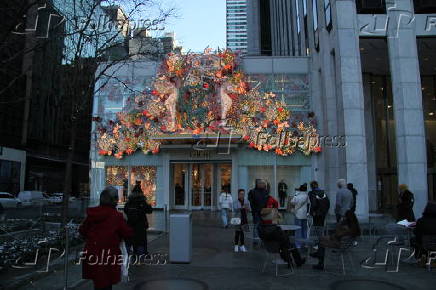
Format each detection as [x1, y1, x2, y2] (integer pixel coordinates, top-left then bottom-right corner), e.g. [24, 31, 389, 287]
[417, 38, 436, 201]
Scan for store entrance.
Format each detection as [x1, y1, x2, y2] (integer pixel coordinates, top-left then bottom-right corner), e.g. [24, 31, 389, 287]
[171, 162, 231, 210]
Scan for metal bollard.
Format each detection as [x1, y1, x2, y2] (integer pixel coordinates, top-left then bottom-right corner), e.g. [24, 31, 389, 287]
[164, 203, 168, 233]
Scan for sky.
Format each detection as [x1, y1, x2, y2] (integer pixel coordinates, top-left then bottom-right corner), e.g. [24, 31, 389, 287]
[161, 0, 226, 52]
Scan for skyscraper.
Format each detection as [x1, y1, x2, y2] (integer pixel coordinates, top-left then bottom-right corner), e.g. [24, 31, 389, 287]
[226, 0, 247, 53]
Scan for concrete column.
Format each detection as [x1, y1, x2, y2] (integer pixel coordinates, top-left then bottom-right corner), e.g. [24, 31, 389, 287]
[247, 0, 261, 55]
[386, 0, 428, 217]
[334, 0, 370, 219]
[290, 0, 299, 55]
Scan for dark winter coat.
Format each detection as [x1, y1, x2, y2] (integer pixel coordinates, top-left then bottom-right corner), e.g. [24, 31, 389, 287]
[397, 190, 415, 222]
[79, 205, 133, 289]
[248, 188, 268, 214]
[124, 195, 153, 246]
[414, 202, 436, 248]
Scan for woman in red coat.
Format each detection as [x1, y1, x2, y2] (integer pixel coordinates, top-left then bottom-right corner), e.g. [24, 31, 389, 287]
[79, 186, 133, 290]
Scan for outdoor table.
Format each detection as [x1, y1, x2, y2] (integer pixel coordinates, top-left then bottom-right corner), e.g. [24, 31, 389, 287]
[278, 225, 301, 231]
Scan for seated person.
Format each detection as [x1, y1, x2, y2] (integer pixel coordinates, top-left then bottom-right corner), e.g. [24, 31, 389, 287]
[311, 210, 361, 270]
[413, 201, 436, 259]
[258, 196, 305, 267]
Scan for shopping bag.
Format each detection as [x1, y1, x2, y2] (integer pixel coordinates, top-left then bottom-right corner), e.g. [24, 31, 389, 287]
[120, 240, 129, 282]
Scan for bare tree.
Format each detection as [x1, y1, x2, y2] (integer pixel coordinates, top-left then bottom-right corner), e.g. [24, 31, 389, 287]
[0, 0, 175, 223]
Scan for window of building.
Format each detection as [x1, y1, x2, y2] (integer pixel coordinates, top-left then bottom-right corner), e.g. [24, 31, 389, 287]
[414, 0, 436, 13]
[324, 0, 332, 30]
[356, 0, 386, 14]
[105, 165, 157, 205]
[417, 37, 436, 201]
[0, 160, 21, 194]
[312, 0, 318, 31]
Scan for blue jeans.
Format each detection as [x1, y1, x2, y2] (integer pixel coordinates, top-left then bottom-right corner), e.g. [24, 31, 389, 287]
[252, 212, 261, 241]
[295, 219, 308, 248]
[220, 208, 229, 227]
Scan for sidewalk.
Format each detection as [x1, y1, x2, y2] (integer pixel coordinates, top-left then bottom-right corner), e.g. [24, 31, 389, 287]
[13, 211, 436, 290]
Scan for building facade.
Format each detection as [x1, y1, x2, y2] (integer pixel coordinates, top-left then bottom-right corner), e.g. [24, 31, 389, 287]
[226, 0, 248, 53]
[248, 0, 436, 219]
[90, 57, 314, 210]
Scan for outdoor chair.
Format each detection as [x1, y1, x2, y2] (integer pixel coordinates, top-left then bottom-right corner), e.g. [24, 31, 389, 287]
[422, 235, 436, 271]
[260, 240, 294, 277]
[294, 225, 325, 255]
[324, 236, 355, 275]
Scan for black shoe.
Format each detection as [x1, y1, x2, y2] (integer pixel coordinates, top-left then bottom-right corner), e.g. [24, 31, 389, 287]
[312, 264, 324, 270]
[310, 252, 320, 258]
[296, 258, 306, 267]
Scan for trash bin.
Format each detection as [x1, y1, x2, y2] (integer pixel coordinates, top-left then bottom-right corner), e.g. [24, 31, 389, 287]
[169, 212, 192, 263]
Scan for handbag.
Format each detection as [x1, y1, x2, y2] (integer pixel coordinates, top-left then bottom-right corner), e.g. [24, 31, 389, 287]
[230, 217, 241, 225]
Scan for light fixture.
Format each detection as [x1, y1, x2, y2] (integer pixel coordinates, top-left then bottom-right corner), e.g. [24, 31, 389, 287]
[430, 112, 435, 116]
[387, 105, 392, 109]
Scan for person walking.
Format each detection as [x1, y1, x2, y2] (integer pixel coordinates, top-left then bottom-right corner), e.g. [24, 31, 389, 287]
[124, 187, 153, 256]
[291, 183, 309, 249]
[278, 179, 288, 207]
[335, 179, 353, 223]
[219, 188, 233, 228]
[347, 183, 358, 213]
[248, 179, 269, 243]
[397, 184, 415, 222]
[79, 186, 133, 290]
[233, 189, 250, 252]
[308, 181, 330, 227]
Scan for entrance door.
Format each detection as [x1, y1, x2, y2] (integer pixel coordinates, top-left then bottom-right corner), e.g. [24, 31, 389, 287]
[171, 163, 214, 210]
[190, 163, 213, 209]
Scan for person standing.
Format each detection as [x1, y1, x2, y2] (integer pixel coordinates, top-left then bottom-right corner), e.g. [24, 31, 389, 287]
[124, 188, 153, 256]
[248, 179, 269, 242]
[335, 179, 353, 223]
[219, 188, 233, 228]
[79, 187, 133, 290]
[397, 184, 415, 222]
[347, 183, 358, 213]
[233, 189, 250, 252]
[278, 180, 288, 207]
[308, 181, 330, 227]
[291, 184, 309, 249]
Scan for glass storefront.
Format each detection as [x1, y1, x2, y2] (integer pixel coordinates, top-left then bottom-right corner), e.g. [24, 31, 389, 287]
[105, 165, 157, 205]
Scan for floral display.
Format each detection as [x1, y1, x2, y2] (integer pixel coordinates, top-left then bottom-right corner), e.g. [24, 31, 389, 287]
[95, 49, 320, 158]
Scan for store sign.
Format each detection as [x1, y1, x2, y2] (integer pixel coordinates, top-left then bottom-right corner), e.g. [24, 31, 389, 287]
[189, 150, 211, 160]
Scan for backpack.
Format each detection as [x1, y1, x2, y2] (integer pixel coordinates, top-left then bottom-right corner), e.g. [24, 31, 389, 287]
[252, 189, 268, 212]
[310, 190, 330, 217]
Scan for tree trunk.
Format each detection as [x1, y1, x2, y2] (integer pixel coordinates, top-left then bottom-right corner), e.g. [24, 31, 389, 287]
[62, 121, 76, 225]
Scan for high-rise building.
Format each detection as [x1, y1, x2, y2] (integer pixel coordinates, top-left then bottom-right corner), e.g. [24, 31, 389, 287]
[226, 0, 247, 53]
[247, 0, 436, 218]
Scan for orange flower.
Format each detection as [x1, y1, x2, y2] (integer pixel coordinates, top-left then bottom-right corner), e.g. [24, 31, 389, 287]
[98, 150, 107, 155]
[134, 118, 142, 126]
[273, 119, 280, 125]
[152, 147, 160, 154]
[126, 148, 134, 155]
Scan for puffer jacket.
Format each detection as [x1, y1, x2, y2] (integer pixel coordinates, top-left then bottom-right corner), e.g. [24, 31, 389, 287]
[291, 191, 309, 219]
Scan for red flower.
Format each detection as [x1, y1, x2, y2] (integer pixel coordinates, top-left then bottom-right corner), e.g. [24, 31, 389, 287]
[314, 146, 322, 153]
[161, 125, 167, 131]
[152, 147, 160, 154]
[98, 150, 107, 155]
[249, 142, 255, 148]
[142, 110, 150, 117]
[243, 135, 250, 141]
[260, 107, 266, 113]
[151, 90, 159, 96]
[278, 107, 284, 112]
[203, 83, 209, 89]
[126, 148, 134, 155]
